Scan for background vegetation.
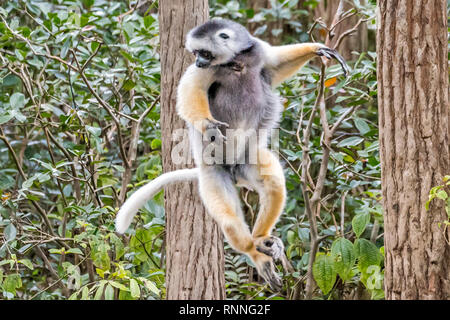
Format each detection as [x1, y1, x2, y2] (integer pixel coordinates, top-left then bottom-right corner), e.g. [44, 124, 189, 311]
[0, 0, 439, 300]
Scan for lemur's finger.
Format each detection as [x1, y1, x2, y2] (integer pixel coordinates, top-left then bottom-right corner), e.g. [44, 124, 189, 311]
[205, 120, 227, 143]
[205, 129, 226, 143]
[261, 261, 283, 291]
[256, 245, 274, 257]
[280, 253, 295, 273]
[210, 118, 229, 128]
[317, 47, 350, 77]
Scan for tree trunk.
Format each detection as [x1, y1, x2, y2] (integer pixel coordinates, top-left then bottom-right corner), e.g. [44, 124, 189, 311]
[377, 0, 450, 299]
[159, 0, 226, 300]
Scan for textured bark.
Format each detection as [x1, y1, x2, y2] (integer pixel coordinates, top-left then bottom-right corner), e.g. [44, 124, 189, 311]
[159, 0, 226, 299]
[377, 0, 450, 299]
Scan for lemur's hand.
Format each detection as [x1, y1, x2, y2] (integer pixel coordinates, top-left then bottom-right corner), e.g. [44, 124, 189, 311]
[317, 47, 350, 77]
[204, 118, 229, 144]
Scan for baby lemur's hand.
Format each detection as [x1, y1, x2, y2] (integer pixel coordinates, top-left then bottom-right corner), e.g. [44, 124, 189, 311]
[204, 118, 229, 144]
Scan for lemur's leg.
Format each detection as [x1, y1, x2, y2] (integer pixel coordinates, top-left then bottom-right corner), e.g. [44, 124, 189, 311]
[243, 148, 286, 259]
[198, 165, 282, 290]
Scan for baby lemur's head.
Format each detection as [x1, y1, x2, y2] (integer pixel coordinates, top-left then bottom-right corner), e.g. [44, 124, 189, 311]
[186, 18, 255, 68]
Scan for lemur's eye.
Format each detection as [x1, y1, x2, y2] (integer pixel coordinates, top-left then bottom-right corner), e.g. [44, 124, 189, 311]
[219, 33, 229, 39]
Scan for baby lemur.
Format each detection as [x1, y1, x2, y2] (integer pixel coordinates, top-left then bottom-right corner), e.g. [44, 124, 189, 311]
[116, 18, 349, 290]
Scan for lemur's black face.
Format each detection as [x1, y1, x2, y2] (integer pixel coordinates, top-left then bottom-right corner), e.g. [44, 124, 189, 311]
[193, 49, 215, 68]
[186, 19, 253, 68]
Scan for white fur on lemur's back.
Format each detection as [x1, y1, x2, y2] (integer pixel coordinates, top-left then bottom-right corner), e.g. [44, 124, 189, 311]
[115, 168, 199, 234]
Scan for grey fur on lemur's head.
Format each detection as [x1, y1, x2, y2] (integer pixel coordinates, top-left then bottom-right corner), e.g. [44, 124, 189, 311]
[186, 18, 255, 68]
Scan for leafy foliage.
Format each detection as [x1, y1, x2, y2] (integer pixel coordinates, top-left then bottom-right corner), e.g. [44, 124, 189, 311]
[0, 0, 386, 300]
[427, 175, 450, 232]
[212, 0, 384, 300]
[0, 0, 162, 300]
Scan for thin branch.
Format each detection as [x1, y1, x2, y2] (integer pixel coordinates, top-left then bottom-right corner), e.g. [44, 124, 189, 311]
[0, 16, 78, 72]
[340, 190, 349, 237]
[70, 49, 129, 167]
[0, 127, 60, 240]
[329, 9, 357, 33]
[302, 64, 326, 300]
[333, 17, 370, 51]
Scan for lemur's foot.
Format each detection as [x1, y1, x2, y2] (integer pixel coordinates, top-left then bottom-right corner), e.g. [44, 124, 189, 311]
[316, 47, 350, 77]
[204, 118, 229, 143]
[251, 252, 283, 291]
[255, 236, 284, 261]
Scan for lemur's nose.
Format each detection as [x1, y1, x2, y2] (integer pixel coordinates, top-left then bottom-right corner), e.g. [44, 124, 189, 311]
[196, 56, 211, 68]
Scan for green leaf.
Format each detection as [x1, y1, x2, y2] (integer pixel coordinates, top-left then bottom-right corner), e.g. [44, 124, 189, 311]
[122, 79, 136, 91]
[312, 255, 337, 295]
[109, 281, 129, 291]
[96, 268, 106, 278]
[139, 277, 160, 296]
[0, 260, 14, 267]
[354, 118, 371, 135]
[120, 50, 135, 62]
[151, 138, 161, 150]
[352, 212, 370, 237]
[0, 7, 7, 17]
[119, 289, 134, 300]
[86, 125, 101, 137]
[337, 136, 364, 148]
[18, 259, 34, 270]
[4, 224, 17, 242]
[287, 230, 295, 245]
[66, 248, 83, 255]
[436, 190, 448, 200]
[122, 21, 135, 40]
[68, 292, 78, 300]
[90, 240, 110, 270]
[104, 284, 114, 300]
[10, 93, 26, 109]
[129, 279, 140, 299]
[49, 248, 64, 254]
[370, 288, 385, 300]
[331, 238, 356, 281]
[109, 233, 125, 260]
[0, 114, 14, 125]
[81, 286, 89, 300]
[143, 15, 155, 28]
[3, 274, 22, 295]
[354, 238, 381, 271]
[94, 282, 105, 300]
[91, 41, 100, 52]
[60, 37, 71, 59]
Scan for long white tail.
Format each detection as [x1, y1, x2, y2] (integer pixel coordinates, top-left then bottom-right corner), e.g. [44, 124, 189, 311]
[115, 168, 200, 234]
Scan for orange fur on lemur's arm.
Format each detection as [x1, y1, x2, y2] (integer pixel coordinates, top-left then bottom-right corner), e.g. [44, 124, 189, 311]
[176, 64, 216, 133]
[259, 42, 325, 87]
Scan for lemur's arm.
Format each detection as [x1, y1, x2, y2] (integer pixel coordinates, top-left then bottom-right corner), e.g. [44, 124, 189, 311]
[177, 64, 227, 133]
[256, 40, 349, 87]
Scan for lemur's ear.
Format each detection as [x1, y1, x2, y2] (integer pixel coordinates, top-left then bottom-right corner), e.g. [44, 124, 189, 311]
[317, 47, 350, 77]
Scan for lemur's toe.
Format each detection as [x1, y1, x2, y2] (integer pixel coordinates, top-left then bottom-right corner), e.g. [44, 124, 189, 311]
[260, 261, 283, 291]
[252, 241, 284, 291]
[317, 47, 350, 77]
[255, 236, 284, 261]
